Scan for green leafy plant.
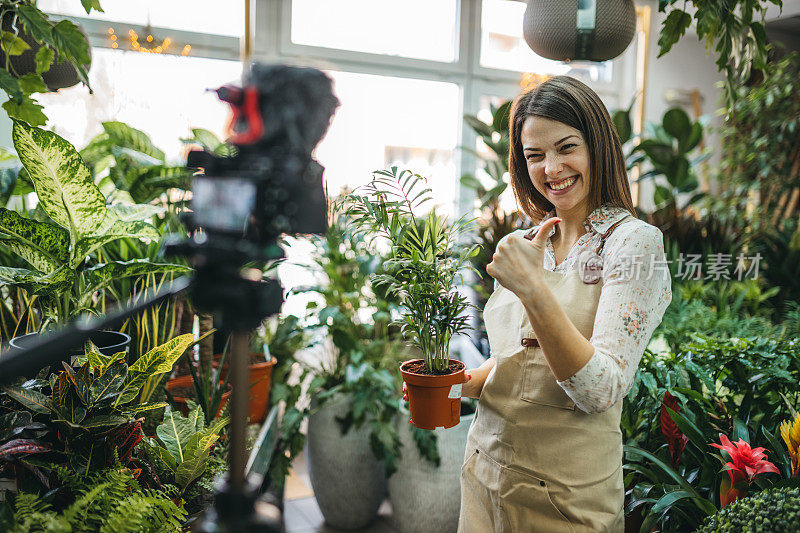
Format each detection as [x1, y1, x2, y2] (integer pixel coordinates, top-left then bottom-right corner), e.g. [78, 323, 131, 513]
[81, 121, 195, 205]
[344, 167, 479, 373]
[697, 486, 800, 532]
[623, 335, 800, 531]
[0, 334, 195, 480]
[180, 127, 237, 159]
[181, 331, 232, 426]
[656, 0, 781, 105]
[652, 283, 780, 354]
[719, 51, 800, 200]
[4, 465, 186, 532]
[142, 401, 228, 495]
[0, 120, 188, 327]
[631, 106, 708, 212]
[263, 316, 315, 489]
[0, 0, 98, 126]
[751, 218, 800, 320]
[269, 204, 407, 483]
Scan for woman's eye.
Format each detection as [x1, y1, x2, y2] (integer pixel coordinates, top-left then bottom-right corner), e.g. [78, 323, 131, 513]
[526, 154, 543, 161]
[561, 144, 576, 151]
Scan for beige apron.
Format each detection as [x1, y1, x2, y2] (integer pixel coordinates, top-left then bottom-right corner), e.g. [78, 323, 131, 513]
[458, 216, 632, 533]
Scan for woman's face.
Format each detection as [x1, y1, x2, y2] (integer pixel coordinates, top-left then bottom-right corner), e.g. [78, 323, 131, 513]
[520, 116, 591, 216]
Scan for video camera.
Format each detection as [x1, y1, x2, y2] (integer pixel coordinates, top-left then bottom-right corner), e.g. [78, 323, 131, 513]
[165, 63, 339, 331]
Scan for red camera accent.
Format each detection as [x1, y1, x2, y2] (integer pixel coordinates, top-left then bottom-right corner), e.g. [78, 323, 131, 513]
[224, 85, 264, 145]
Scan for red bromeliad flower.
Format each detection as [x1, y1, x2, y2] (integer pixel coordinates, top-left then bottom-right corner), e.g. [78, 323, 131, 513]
[710, 434, 780, 507]
[660, 391, 688, 468]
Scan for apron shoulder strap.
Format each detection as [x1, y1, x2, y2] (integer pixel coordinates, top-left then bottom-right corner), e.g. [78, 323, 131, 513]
[595, 214, 634, 255]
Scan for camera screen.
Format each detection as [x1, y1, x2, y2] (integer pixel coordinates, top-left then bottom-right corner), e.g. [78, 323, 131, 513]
[191, 176, 256, 234]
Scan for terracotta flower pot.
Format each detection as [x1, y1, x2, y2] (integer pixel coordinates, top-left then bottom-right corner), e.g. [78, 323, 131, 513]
[165, 374, 231, 418]
[400, 358, 465, 430]
[212, 353, 277, 423]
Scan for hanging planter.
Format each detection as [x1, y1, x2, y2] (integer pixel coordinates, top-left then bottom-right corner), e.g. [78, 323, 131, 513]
[0, 4, 95, 126]
[400, 359, 465, 430]
[8, 330, 131, 372]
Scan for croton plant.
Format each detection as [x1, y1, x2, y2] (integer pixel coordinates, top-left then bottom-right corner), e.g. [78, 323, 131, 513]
[0, 334, 194, 486]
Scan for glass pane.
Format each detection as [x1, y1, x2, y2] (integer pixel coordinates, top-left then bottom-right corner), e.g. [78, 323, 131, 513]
[480, 0, 612, 83]
[36, 49, 242, 161]
[474, 94, 518, 216]
[291, 0, 458, 62]
[38, 0, 244, 37]
[281, 71, 461, 318]
[318, 71, 460, 214]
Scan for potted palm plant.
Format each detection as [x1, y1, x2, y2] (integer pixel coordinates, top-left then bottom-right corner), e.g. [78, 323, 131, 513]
[345, 167, 479, 430]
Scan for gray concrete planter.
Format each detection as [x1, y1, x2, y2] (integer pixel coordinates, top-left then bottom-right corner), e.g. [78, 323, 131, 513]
[388, 412, 474, 533]
[305, 392, 387, 530]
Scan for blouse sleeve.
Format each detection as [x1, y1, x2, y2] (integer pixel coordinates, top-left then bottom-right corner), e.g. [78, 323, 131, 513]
[556, 223, 672, 414]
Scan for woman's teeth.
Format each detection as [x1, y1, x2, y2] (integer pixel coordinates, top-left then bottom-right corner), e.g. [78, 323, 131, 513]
[548, 176, 578, 190]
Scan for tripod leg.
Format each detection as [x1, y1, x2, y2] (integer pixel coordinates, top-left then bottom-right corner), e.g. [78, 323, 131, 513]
[228, 330, 250, 493]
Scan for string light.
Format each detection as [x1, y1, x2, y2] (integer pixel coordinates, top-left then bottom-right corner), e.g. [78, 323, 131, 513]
[520, 73, 551, 92]
[105, 25, 189, 56]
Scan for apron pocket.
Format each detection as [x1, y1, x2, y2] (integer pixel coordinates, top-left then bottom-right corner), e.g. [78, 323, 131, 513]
[499, 466, 575, 533]
[520, 347, 576, 410]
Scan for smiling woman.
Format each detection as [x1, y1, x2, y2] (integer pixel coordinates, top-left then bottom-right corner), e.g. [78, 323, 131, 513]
[457, 76, 671, 533]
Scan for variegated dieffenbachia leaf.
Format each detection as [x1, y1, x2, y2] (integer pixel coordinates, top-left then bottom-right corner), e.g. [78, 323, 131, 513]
[107, 203, 165, 222]
[80, 132, 112, 170]
[0, 207, 69, 272]
[12, 119, 107, 238]
[80, 260, 190, 307]
[129, 165, 193, 203]
[72, 219, 160, 266]
[0, 265, 42, 285]
[114, 333, 194, 407]
[102, 121, 165, 162]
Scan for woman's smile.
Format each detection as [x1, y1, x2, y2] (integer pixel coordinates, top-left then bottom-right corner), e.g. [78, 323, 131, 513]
[545, 174, 580, 194]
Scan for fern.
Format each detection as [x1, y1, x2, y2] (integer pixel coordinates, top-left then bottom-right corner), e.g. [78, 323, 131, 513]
[10, 466, 186, 532]
[99, 487, 186, 533]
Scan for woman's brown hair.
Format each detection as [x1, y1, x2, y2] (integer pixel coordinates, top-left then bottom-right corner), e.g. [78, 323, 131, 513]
[508, 76, 636, 223]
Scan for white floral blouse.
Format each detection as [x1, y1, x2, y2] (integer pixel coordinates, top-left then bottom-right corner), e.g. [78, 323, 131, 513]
[494, 203, 672, 413]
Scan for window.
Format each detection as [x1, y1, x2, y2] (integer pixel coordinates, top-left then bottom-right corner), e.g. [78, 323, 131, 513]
[36, 49, 242, 161]
[290, 0, 458, 62]
[37, 0, 244, 37]
[318, 71, 460, 215]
